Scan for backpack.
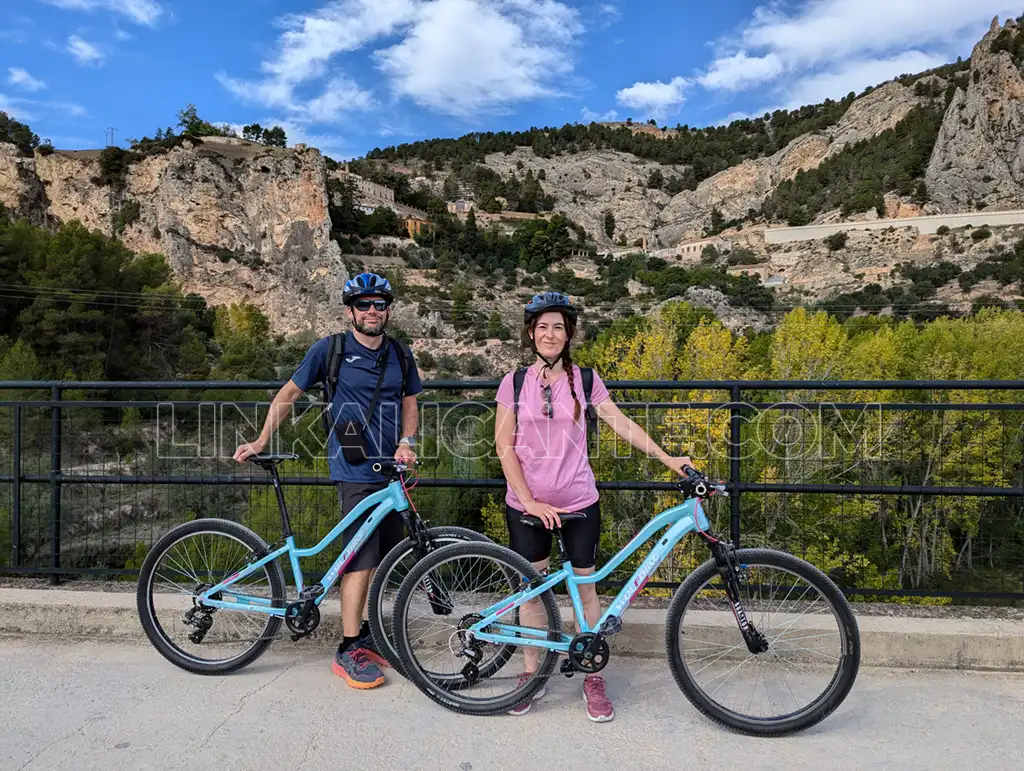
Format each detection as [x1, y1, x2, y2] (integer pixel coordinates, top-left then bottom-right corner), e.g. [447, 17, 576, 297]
[512, 365, 598, 447]
[319, 333, 413, 446]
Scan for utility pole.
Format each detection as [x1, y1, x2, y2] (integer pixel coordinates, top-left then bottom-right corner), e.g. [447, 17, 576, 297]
[105, 127, 118, 147]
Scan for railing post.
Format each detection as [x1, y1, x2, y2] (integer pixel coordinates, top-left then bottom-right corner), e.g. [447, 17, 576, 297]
[12, 405, 21, 568]
[49, 386, 62, 585]
[729, 385, 742, 548]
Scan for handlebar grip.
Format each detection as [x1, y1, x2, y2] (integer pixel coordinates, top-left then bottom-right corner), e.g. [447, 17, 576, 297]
[683, 465, 702, 479]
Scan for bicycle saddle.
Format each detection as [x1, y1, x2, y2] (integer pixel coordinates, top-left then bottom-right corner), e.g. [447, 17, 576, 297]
[520, 511, 587, 528]
[247, 452, 299, 466]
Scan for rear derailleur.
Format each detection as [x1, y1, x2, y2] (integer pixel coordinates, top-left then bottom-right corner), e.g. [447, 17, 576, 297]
[182, 583, 220, 644]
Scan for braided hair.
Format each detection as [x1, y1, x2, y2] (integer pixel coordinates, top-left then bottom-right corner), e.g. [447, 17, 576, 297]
[562, 345, 582, 424]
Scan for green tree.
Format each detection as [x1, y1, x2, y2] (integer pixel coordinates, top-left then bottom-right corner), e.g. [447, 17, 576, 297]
[647, 168, 665, 189]
[176, 104, 233, 138]
[603, 210, 616, 239]
[242, 123, 265, 143]
[450, 283, 473, 329]
[443, 174, 461, 199]
[0, 111, 40, 156]
[262, 126, 287, 147]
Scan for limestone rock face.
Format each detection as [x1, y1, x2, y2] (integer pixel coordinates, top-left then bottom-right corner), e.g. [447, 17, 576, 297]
[926, 17, 1024, 211]
[0, 137, 346, 336]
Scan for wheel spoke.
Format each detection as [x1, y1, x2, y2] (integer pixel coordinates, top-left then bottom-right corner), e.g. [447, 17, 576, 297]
[673, 553, 856, 729]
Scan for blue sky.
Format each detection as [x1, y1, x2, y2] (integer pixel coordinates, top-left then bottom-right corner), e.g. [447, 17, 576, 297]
[0, 1, 1018, 160]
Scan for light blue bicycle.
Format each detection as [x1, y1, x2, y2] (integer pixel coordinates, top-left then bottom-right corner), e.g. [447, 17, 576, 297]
[136, 455, 490, 676]
[391, 467, 861, 735]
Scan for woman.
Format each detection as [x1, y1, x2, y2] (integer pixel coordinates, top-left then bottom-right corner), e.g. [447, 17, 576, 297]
[494, 291, 692, 723]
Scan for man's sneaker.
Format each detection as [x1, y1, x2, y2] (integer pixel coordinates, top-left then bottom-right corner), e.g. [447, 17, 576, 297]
[332, 645, 385, 689]
[583, 674, 614, 722]
[507, 672, 546, 716]
[354, 631, 391, 669]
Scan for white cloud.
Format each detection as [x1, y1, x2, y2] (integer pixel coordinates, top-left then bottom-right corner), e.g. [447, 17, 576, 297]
[615, 76, 688, 119]
[67, 35, 104, 65]
[7, 67, 46, 92]
[0, 93, 86, 123]
[699, 0, 1018, 98]
[581, 106, 618, 122]
[597, 3, 620, 22]
[0, 93, 36, 121]
[377, 0, 582, 117]
[698, 52, 783, 91]
[43, 0, 165, 26]
[781, 50, 950, 108]
[219, 0, 584, 123]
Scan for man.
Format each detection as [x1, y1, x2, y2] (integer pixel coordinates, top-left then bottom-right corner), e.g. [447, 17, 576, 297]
[233, 272, 422, 689]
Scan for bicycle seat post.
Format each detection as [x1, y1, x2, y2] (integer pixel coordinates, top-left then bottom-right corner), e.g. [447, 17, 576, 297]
[554, 526, 570, 566]
[252, 458, 294, 539]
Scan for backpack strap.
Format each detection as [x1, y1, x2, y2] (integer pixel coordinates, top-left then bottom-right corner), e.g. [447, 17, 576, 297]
[321, 333, 346, 438]
[579, 366, 598, 437]
[388, 337, 412, 398]
[512, 367, 528, 426]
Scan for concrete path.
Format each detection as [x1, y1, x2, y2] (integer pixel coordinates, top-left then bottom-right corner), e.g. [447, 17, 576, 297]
[1, 639, 1022, 771]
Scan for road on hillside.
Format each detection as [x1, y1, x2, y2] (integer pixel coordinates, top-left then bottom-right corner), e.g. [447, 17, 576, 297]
[0, 639, 1021, 771]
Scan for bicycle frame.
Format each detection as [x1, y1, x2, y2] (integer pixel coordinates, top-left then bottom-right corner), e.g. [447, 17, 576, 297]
[194, 480, 410, 616]
[468, 496, 712, 652]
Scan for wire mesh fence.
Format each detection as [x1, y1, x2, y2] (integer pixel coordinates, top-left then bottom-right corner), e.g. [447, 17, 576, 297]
[1, 379, 1022, 603]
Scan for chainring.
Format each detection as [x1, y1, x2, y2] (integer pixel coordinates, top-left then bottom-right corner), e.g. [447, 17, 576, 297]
[567, 633, 610, 674]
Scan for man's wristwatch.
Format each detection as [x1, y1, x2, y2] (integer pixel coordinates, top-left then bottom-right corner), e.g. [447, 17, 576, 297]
[399, 436, 417, 447]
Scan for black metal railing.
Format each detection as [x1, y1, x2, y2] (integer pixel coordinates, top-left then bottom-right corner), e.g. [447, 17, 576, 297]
[1, 378, 1023, 602]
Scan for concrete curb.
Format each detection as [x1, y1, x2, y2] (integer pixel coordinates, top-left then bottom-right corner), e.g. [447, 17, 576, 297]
[1, 588, 1023, 671]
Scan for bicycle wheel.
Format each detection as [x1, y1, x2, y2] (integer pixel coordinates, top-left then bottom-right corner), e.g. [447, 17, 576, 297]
[367, 525, 493, 677]
[666, 548, 860, 736]
[136, 518, 286, 675]
[392, 541, 562, 716]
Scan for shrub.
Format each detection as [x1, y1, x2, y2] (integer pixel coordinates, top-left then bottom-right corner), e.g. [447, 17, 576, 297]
[936, 225, 950, 236]
[826, 231, 849, 251]
[464, 355, 487, 376]
[971, 227, 992, 241]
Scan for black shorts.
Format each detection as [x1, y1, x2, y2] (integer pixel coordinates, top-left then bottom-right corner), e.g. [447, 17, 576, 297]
[505, 500, 601, 569]
[337, 481, 405, 574]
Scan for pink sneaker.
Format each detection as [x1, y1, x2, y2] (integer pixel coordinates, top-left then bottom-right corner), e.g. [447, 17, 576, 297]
[507, 671, 546, 716]
[583, 674, 614, 722]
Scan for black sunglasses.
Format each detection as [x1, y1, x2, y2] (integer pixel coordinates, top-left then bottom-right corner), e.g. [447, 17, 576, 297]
[542, 383, 553, 419]
[353, 299, 390, 312]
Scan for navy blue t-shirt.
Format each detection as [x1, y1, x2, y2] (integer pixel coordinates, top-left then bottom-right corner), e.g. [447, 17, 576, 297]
[290, 332, 422, 482]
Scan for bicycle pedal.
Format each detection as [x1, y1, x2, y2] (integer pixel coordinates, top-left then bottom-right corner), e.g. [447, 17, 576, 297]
[599, 615, 622, 636]
[299, 583, 324, 601]
[559, 658, 576, 678]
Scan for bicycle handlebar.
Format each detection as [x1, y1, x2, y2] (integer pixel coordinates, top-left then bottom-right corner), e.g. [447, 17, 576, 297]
[372, 460, 418, 478]
[678, 465, 728, 498]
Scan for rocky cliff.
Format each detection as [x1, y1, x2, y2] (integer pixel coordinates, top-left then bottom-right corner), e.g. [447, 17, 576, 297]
[926, 17, 1024, 211]
[0, 136, 346, 336]
[476, 80, 935, 251]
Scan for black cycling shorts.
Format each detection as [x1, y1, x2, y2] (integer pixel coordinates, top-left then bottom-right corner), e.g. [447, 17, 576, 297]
[337, 481, 405, 574]
[504, 500, 601, 569]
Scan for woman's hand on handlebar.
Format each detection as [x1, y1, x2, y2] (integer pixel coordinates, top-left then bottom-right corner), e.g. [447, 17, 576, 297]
[663, 455, 696, 477]
[523, 499, 569, 530]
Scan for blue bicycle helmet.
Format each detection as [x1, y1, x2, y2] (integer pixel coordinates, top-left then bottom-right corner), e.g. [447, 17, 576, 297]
[524, 291, 577, 324]
[343, 272, 394, 305]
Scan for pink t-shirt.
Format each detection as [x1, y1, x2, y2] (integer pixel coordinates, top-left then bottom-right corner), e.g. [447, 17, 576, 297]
[495, 364, 610, 511]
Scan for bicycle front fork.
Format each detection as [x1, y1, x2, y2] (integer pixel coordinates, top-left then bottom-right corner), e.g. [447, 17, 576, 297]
[701, 534, 770, 655]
